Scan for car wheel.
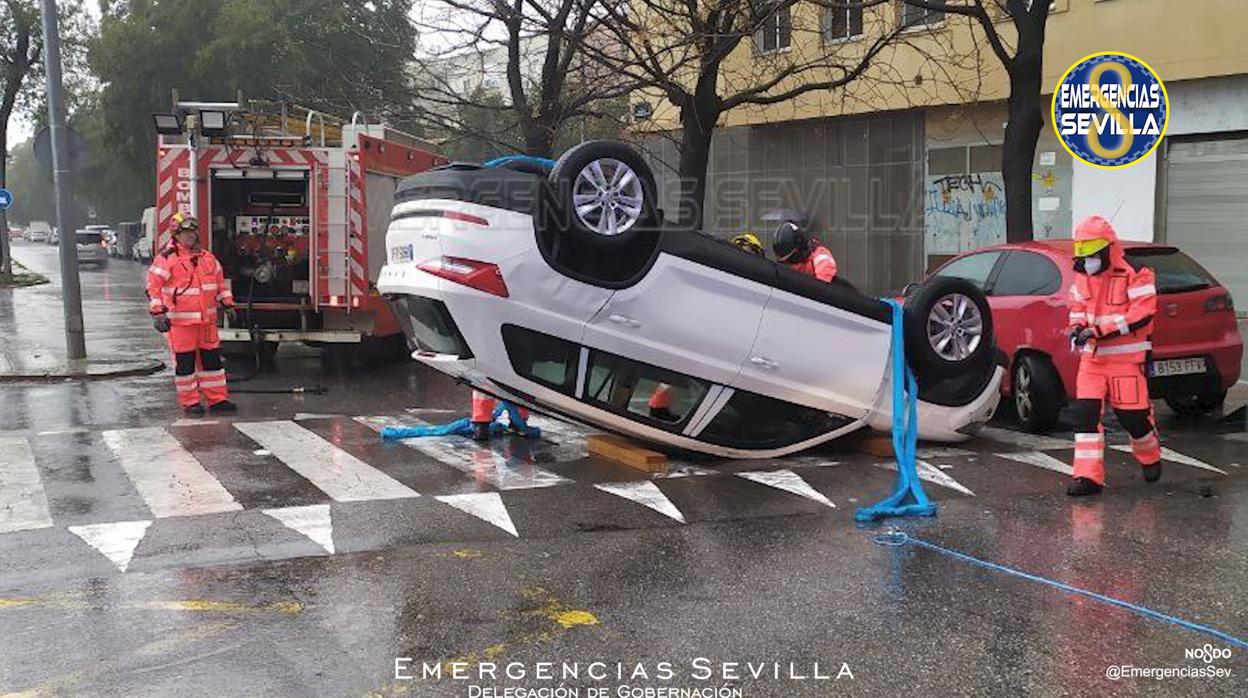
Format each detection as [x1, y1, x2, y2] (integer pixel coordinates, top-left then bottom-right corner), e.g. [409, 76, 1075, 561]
[1165, 390, 1227, 418]
[1012, 354, 1063, 433]
[549, 140, 658, 248]
[903, 276, 994, 379]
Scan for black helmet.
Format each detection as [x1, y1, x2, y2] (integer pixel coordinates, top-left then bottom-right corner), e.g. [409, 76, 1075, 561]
[772, 221, 808, 263]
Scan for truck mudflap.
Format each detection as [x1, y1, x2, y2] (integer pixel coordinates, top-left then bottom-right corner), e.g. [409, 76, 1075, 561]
[218, 328, 362, 343]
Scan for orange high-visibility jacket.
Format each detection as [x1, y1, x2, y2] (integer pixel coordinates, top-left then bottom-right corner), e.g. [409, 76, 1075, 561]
[1068, 219, 1157, 364]
[146, 242, 234, 326]
[784, 241, 838, 283]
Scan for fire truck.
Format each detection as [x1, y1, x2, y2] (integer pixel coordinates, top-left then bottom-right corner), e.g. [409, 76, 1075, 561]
[152, 96, 445, 361]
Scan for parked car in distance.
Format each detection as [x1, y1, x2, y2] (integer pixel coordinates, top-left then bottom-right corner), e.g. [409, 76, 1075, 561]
[929, 240, 1242, 431]
[8, 227, 23, 240]
[133, 207, 155, 263]
[85, 225, 119, 256]
[73, 229, 108, 266]
[26, 221, 52, 243]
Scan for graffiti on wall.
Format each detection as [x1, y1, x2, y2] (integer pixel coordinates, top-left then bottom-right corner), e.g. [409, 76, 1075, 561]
[924, 173, 1007, 254]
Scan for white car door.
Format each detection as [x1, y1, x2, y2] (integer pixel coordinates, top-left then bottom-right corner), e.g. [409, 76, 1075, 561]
[582, 250, 772, 387]
[734, 279, 893, 419]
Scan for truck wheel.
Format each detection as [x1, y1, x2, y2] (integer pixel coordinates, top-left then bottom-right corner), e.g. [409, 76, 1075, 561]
[549, 140, 658, 249]
[1012, 354, 1063, 433]
[1165, 390, 1226, 418]
[903, 277, 994, 380]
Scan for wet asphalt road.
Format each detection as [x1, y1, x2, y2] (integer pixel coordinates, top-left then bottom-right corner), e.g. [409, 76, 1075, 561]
[2, 240, 1246, 697]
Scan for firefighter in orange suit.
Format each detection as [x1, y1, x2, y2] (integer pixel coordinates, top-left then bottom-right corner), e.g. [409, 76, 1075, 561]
[772, 221, 837, 282]
[147, 213, 238, 416]
[1066, 215, 1161, 496]
[470, 390, 529, 441]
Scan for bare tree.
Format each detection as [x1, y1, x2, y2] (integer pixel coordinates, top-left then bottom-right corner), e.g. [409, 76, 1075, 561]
[904, 0, 1051, 241]
[586, 0, 984, 229]
[411, 0, 633, 158]
[0, 0, 41, 276]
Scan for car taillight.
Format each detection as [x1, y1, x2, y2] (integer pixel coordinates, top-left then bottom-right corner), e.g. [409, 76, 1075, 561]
[418, 256, 509, 297]
[1204, 294, 1234, 313]
[443, 210, 490, 226]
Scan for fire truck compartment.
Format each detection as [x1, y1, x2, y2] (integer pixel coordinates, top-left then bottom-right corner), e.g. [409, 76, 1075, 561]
[210, 172, 312, 303]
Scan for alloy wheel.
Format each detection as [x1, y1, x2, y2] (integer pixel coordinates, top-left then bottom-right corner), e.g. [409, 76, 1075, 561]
[571, 158, 644, 236]
[926, 292, 984, 361]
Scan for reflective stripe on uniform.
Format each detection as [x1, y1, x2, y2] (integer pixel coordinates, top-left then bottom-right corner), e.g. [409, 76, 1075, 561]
[148, 266, 171, 279]
[1075, 433, 1103, 444]
[1074, 449, 1102, 460]
[1116, 318, 1129, 335]
[1069, 284, 1086, 302]
[167, 311, 202, 321]
[201, 283, 218, 291]
[165, 287, 201, 296]
[218, 290, 234, 302]
[1127, 284, 1157, 300]
[1097, 341, 1152, 356]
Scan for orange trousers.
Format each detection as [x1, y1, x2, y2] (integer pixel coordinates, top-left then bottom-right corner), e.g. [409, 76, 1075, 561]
[167, 323, 228, 408]
[1071, 358, 1161, 485]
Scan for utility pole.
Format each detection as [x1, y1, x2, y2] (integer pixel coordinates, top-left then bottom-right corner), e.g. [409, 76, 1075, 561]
[39, 0, 85, 359]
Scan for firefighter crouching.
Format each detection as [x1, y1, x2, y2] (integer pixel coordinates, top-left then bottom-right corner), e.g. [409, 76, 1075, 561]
[1066, 215, 1161, 497]
[772, 221, 837, 282]
[147, 213, 238, 416]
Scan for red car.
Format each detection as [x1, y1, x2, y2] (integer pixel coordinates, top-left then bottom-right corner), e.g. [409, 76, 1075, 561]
[929, 240, 1242, 432]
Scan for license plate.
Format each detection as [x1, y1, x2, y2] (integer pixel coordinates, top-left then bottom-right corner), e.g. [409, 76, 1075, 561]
[1149, 357, 1206, 377]
[389, 244, 414, 263]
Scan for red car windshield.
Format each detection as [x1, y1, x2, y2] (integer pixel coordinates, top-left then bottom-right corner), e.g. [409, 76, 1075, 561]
[1124, 248, 1219, 294]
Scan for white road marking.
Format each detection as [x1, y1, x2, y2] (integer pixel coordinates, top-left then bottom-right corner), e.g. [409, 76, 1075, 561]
[915, 446, 976, 460]
[873, 460, 976, 497]
[997, 451, 1074, 477]
[68, 520, 152, 572]
[170, 419, 219, 428]
[293, 413, 341, 421]
[263, 504, 334, 554]
[737, 469, 835, 508]
[435, 493, 518, 536]
[102, 428, 242, 518]
[1110, 445, 1228, 475]
[594, 481, 686, 522]
[784, 456, 841, 468]
[236, 421, 420, 502]
[977, 426, 1070, 451]
[356, 416, 570, 490]
[0, 437, 54, 533]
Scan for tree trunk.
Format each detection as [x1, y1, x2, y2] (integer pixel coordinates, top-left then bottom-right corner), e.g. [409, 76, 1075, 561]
[522, 119, 556, 159]
[674, 70, 722, 231]
[1001, 14, 1048, 243]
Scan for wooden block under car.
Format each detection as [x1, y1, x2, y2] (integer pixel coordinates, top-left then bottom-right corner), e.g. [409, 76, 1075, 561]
[587, 433, 669, 473]
[858, 434, 896, 458]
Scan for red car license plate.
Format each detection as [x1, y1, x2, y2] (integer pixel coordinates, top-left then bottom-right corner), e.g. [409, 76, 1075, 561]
[1149, 357, 1206, 377]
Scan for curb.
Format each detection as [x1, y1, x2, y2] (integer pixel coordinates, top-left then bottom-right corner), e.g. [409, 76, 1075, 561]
[0, 359, 166, 383]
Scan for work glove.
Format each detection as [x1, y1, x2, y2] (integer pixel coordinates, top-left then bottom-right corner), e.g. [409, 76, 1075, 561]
[1071, 326, 1097, 347]
[221, 306, 238, 325]
[153, 314, 171, 333]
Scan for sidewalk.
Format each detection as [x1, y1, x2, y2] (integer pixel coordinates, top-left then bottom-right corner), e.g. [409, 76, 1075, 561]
[0, 349, 163, 382]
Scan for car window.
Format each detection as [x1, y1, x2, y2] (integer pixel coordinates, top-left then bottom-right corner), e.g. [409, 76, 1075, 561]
[584, 350, 709, 428]
[699, 390, 851, 450]
[933, 251, 1001, 290]
[1124, 248, 1219, 294]
[501, 325, 579, 394]
[991, 251, 1062, 296]
[76, 232, 103, 245]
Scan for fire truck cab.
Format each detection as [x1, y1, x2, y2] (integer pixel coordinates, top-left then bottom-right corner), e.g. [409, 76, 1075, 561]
[153, 98, 444, 359]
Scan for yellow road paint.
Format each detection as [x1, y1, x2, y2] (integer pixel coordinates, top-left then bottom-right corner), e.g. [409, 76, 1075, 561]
[452, 548, 483, 559]
[550, 609, 598, 629]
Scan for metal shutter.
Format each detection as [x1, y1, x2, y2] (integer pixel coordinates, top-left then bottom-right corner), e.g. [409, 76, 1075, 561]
[1164, 138, 1248, 306]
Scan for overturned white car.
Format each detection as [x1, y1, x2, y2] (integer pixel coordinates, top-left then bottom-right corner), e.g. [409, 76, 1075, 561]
[378, 142, 1002, 458]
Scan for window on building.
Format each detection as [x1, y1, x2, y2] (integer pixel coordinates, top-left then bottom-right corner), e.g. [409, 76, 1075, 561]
[934, 251, 1003, 291]
[901, 1, 944, 28]
[755, 2, 793, 53]
[823, 4, 864, 41]
[699, 390, 851, 450]
[990, 251, 1062, 296]
[928, 147, 967, 176]
[501, 325, 579, 395]
[584, 350, 710, 428]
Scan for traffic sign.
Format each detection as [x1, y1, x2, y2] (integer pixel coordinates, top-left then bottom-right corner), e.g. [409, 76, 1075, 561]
[0, 188, 12, 210]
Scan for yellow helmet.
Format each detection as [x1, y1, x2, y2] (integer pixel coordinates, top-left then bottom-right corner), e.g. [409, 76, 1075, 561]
[171, 211, 199, 233]
[730, 232, 765, 257]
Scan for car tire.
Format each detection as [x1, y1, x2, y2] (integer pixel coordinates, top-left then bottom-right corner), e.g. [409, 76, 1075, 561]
[1165, 390, 1227, 418]
[548, 140, 658, 249]
[1012, 354, 1063, 433]
[903, 276, 994, 379]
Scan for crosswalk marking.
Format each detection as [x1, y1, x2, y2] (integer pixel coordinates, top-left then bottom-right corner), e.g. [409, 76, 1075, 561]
[873, 460, 976, 497]
[102, 428, 242, 518]
[356, 416, 571, 490]
[737, 470, 835, 508]
[436, 493, 518, 536]
[0, 437, 53, 533]
[68, 520, 152, 572]
[1110, 445, 1228, 475]
[997, 451, 1074, 477]
[978, 426, 1071, 451]
[264, 505, 335, 554]
[236, 421, 420, 502]
[594, 481, 686, 523]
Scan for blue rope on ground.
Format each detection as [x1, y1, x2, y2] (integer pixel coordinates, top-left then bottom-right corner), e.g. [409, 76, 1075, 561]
[483, 155, 558, 169]
[874, 530, 1248, 649]
[855, 299, 936, 522]
[380, 401, 541, 440]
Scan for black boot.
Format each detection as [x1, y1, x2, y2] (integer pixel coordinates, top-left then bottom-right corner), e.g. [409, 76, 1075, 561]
[1142, 462, 1162, 483]
[471, 422, 491, 442]
[183, 403, 206, 416]
[1066, 477, 1104, 497]
[208, 400, 238, 414]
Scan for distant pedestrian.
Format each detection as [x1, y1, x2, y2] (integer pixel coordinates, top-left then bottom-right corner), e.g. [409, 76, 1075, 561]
[147, 213, 238, 416]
